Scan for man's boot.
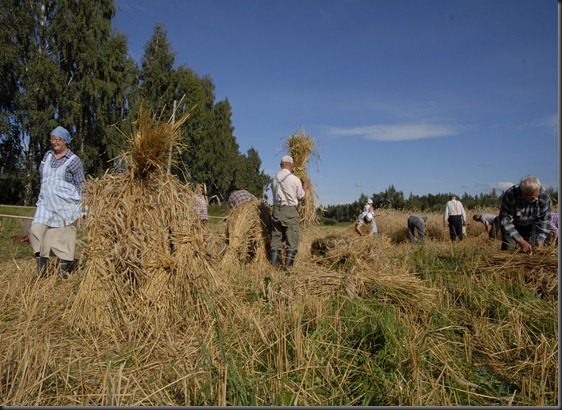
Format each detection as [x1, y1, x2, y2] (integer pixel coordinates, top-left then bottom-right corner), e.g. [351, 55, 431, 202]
[270, 249, 280, 268]
[285, 250, 297, 269]
[35, 254, 48, 278]
[59, 259, 75, 279]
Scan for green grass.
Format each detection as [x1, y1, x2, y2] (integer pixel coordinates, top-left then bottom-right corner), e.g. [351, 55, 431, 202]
[0, 217, 33, 260]
[0, 205, 36, 218]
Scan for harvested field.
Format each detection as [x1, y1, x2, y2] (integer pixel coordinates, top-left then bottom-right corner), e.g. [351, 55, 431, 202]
[0, 111, 556, 406]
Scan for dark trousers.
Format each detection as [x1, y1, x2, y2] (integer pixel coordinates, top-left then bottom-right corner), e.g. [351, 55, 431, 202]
[408, 216, 425, 244]
[448, 215, 464, 241]
[501, 224, 536, 251]
[489, 216, 501, 239]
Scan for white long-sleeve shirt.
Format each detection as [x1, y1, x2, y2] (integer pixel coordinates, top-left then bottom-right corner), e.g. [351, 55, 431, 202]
[444, 199, 466, 222]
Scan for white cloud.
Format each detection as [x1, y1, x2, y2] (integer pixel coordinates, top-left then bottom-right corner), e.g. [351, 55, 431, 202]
[325, 123, 460, 141]
[518, 113, 558, 136]
[470, 181, 515, 193]
[494, 181, 515, 192]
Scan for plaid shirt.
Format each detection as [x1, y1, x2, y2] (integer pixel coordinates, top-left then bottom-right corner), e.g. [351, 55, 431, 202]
[194, 194, 208, 220]
[228, 189, 256, 208]
[39, 149, 85, 196]
[499, 184, 552, 242]
[550, 212, 558, 237]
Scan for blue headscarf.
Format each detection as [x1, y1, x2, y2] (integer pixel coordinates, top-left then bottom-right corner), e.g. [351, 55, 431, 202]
[50, 126, 71, 143]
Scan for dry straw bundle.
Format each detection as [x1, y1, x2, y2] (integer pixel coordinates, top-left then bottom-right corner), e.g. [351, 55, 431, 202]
[283, 129, 319, 230]
[66, 102, 220, 336]
[489, 249, 558, 297]
[269, 232, 437, 310]
[223, 199, 272, 266]
[310, 232, 394, 273]
[117, 102, 189, 178]
[264, 265, 359, 304]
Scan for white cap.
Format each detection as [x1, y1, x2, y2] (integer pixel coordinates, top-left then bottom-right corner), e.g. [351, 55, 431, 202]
[367, 199, 373, 204]
[364, 213, 373, 222]
[281, 155, 294, 165]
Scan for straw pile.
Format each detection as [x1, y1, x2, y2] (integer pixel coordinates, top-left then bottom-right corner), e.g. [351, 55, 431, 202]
[264, 265, 359, 304]
[283, 128, 319, 230]
[117, 102, 189, 178]
[65, 102, 220, 336]
[489, 249, 558, 298]
[310, 232, 393, 272]
[268, 232, 437, 310]
[222, 199, 272, 265]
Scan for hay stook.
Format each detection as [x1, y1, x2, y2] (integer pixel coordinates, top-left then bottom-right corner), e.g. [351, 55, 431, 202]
[282, 128, 320, 230]
[223, 199, 272, 265]
[68, 101, 218, 335]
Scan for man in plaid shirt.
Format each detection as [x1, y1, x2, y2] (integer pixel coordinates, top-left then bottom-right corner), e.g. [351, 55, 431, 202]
[226, 187, 257, 208]
[499, 176, 552, 253]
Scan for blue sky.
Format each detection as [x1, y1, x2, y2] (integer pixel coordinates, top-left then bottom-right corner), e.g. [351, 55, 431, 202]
[113, 0, 558, 206]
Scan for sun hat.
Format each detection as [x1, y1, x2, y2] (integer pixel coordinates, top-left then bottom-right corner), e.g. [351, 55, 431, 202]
[50, 126, 71, 143]
[281, 155, 294, 165]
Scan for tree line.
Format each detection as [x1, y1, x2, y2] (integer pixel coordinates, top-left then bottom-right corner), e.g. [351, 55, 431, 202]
[320, 184, 558, 223]
[0, 0, 270, 205]
[2, 1, 557, 218]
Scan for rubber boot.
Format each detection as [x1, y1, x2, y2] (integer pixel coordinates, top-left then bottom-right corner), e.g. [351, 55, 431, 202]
[59, 259, 75, 279]
[285, 250, 296, 269]
[270, 249, 280, 268]
[35, 254, 48, 278]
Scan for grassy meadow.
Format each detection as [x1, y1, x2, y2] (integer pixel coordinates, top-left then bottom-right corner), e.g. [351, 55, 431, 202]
[0, 206, 558, 406]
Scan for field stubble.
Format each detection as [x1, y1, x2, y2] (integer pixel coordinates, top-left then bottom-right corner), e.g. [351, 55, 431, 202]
[0, 208, 557, 406]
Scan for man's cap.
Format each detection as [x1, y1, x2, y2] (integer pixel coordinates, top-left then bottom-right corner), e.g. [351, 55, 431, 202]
[367, 199, 373, 204]
[364, 213, 373, 222]
[281, 155, 294, 165]
[50, 126, 71, 143]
